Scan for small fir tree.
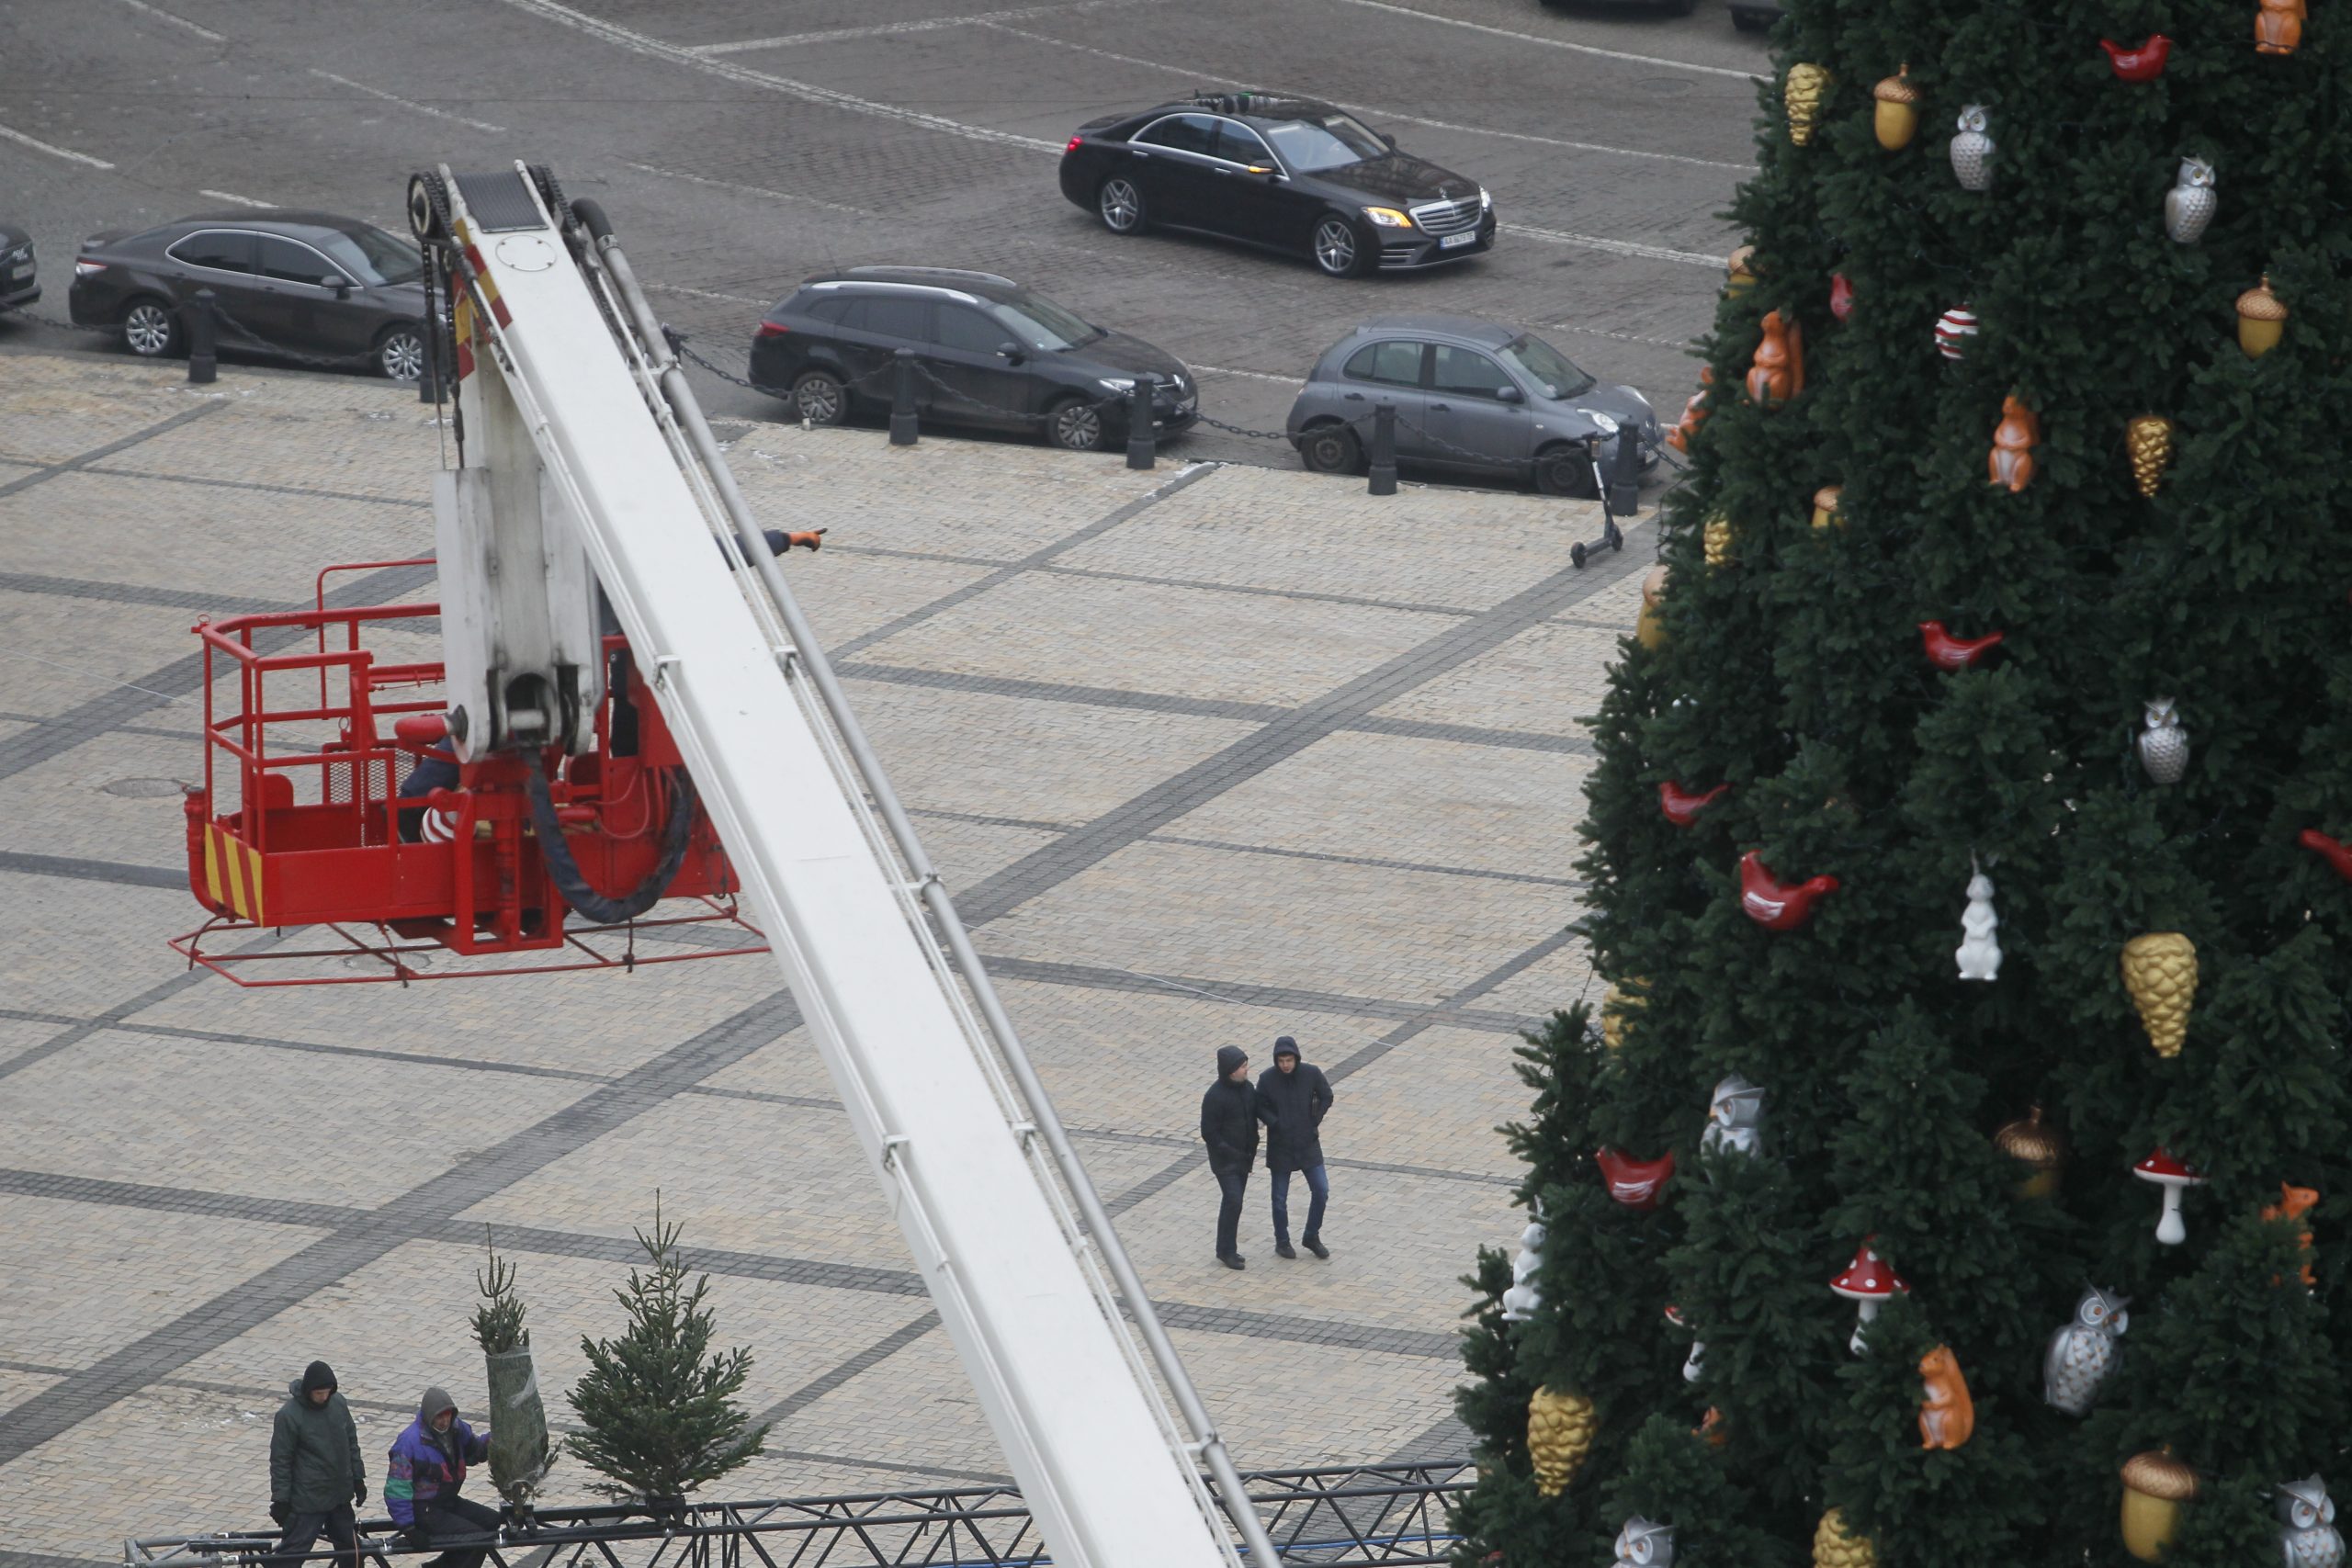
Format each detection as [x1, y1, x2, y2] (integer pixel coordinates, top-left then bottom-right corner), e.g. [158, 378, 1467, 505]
[568, 1196, 769, 1502]
[472, 1227, 527, 1356]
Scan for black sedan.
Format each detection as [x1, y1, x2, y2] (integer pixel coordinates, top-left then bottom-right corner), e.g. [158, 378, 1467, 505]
[68, 210, 429, 379]
[1059, 92, 1496, 278]
[751, 266, 1195, 452]
[0, 222, 38, 312]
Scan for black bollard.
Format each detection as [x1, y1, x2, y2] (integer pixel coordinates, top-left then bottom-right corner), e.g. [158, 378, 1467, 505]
[1606, 427, 1643, 517]
[889, 348, 919, 446]
[1367, 402, 1397, 496]
[1125, 374, 1156, 469]
[185, 288, 218, 385]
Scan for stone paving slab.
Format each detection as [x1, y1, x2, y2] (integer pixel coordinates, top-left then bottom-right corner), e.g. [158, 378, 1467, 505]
[0, 872, 199, 1020]
[1373, 619, 1624, 738]
[0, 591, 225, 726]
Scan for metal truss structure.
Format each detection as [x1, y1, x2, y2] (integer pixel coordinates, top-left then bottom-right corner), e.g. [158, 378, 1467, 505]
[124, 1461, 1473, 1568]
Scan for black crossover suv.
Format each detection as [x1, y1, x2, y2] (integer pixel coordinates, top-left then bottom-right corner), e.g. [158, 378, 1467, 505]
[1058, 92, 1496, 278]
[68, 210, 429, 379]
[749, 267, 1196, 452]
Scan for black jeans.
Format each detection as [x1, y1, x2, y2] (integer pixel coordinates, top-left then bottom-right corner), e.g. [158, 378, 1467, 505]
[416, 1495, 503, 1568]
[1271, 1164, 1329, 1246]
[1213, 1166, 1249, 1258]
[276, 1503, 356, 1567]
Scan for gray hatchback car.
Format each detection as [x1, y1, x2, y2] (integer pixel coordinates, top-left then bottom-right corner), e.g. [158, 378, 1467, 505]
[1286, 315, 1658, 495]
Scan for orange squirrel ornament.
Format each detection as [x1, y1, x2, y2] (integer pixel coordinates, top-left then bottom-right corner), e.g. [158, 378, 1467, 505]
[1988, 396, 2040, 491]
[2256, 0, 2306, 55]
[1918, 1346, 1975, 1450]
[2261, 1183, 2320, 1285]
[1746, 310, 1805, 407]
[1667, 367, 1713, 453]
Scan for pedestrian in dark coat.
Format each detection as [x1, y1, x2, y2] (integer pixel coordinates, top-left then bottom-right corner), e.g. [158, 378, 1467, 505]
[1258, 1036, 1335, 1258]
[270, 1359, 366, 1567]
[1199, 1044, 1271, 1269]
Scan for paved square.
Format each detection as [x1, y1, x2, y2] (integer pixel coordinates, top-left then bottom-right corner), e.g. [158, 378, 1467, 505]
[0, 348, 1652, 1562]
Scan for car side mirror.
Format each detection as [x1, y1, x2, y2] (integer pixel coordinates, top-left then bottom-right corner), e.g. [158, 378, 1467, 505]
[1379, 132, 1398, 149]
[1245, 164, 1279, 178]
[996, 343, 1025, 365]
[1495, 384, 1523, 403]
[321, 274, 352, 295]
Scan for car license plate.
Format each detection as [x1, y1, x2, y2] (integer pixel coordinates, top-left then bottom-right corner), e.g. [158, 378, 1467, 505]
[1439, 231, 1477, 250]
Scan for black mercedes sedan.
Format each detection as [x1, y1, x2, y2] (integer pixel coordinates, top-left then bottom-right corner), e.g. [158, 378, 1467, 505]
[0, 222, 38, 312]
[1058, 92, 1496, 278]
[68, 210, 429, 380]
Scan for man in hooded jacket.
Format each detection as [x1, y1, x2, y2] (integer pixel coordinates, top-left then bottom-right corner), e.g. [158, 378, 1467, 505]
[387, 1386, 498, 1568]
[1199, 1044, 1272, 1269]
[270, 1359, 365, 1565]
[1258, 1035, 1335, 1259]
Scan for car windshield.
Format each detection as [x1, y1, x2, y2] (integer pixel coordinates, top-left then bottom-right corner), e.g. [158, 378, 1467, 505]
[1498, 333, 1595, 399]
[989, 293, 1103, 351]
[312, 224, 424, 286]
[1260, 112, 1388, 173]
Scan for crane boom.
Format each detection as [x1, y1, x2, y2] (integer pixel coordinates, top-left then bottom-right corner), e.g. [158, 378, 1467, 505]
[415, 164, 1276, 1568]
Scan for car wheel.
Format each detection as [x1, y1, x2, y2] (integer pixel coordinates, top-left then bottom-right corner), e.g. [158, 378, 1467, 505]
[121, 298, 181, 358]
[376, 323, 426, 382]
[1310, 217, 1366, 278]
[792, 369, 849, 426]
[1046, 395, 1107, 452]
[1534, 443, 1600, 498]
[1098, 176, 1148, 234]
[1296, 421, 1363, 475]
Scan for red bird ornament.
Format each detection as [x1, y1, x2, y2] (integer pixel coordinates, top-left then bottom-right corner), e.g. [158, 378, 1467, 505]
[2100, 35, 2172, 81]
[1919, 621, 2005, 669]
[1739, 850, 1838, 931]
[1659, 780, 1731, 826]
[1595, 1147, 1677, 1211]
[2300, 829, 2352, 884]
[1829, 272, 1855, 322]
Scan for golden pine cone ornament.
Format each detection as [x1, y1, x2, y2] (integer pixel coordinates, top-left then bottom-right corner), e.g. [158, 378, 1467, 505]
[1703, 513, 1733, 567]
[2120, 932, 2197, 1058]
[1815, 1508, 1877, 1568]
[1785, 63, 1833, 146]
[1526, 1387, 1597, 1497]
[2126, 416, 2175, 499]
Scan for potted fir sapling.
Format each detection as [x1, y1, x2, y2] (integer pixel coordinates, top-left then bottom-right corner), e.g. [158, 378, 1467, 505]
[472, 1228, 556, 1517]
[568, 1195, 769, 1519]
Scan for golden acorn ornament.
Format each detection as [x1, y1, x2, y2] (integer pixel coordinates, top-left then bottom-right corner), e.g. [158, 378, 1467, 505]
[2126, 416, 2175, 498]
[2121, 1448, 2199, 1562]
[1703, 513, 1733, 567]
[1526, 1387, 1597, 1496]
[2237, 276, 2288, 358]
[1815, 1508, 1876, 1568]
[1811, 484, 1845, 529]
[1724, 244, 1758, 298]
[1872, 66, 1921, 151]
[1600, 979, 1647, 1050]
[1994, 1104, 2067, 1199]
[1785, 63, 1833, 146]
[1637, 564, 1670, 650]
[2120, 931, 2197, 1058]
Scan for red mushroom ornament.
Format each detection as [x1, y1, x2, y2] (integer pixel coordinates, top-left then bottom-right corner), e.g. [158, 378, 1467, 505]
[1659, 781, 1731, 826]
[1596, 1147, 1677, 1211]
[1920, 621, 2005, 670]
[1829, 1239, 1909, 1354]
[2298, 829, 2352, 884]
[1739, 850, 1838, 931]
[2133, 1148, 2207, 1246]
[2100, 35, 2173, 81]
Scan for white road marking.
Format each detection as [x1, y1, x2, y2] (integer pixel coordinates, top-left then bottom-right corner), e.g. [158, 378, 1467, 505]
[1506, 225, 1718, 266]
[0, 122, 115, 169]
[1323, 0, 1762, 82]
[642, 281, 770, 308]
[492, 0, 1062, 153]
[198, 188, 276, 208]
[114, 0, 223, 40]
[309, 69, 507, 134]
[1192, 365, 1299, 385]
[623, 160, 876, 217]
[691, 2, 1116, 53]
[976, 21, 1748, 174]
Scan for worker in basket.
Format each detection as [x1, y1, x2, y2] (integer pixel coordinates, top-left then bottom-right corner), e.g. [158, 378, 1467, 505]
[386, 1386, 498, 1566]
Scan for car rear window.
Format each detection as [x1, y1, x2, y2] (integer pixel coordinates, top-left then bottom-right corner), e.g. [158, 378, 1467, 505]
[841, 295, 931, 341]
[167, 230, 255, 274]
[795, 293, 850, 324]
[1136, 115, 1217, 156]
[1343, 341, 1424, 388]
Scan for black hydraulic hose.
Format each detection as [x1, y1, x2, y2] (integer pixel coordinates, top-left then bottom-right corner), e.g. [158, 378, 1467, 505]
[525, 764, 698, 924]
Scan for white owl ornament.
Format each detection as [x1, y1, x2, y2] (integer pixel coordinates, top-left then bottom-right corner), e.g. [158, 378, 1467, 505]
[2042, 1285, 2129, 1416]
[1613, 1517, 1676, 1568]
[2278, 1476, 2344, 1568]
[2166, 157, 2218, 243]
[1951, 105, 1994, 190]
[2138, 697, 2190, 784]
[1701, 1072, 1766, 1158]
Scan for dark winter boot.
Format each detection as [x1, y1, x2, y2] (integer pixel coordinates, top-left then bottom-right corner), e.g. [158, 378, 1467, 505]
[1304, 1237, 1329, 1259]
[1276, 1242, 1297, 1259]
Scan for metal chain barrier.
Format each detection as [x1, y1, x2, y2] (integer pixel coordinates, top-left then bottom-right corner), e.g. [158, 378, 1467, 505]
[0, 306, 119, 337]
[1194, 412, 1294, 443]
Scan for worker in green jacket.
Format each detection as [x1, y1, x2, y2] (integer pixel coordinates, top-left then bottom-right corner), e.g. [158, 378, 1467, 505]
[270, 1360, 366, 1564]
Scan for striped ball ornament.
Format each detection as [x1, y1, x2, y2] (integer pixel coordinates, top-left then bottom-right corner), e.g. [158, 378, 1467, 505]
[1935, 306, 1978, 360]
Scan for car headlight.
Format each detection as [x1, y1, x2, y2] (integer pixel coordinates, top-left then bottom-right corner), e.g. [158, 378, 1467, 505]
[1478, 186, 1492, 210]
[1582, 410, 1621, 436]
[1362, 207, 1413, 229]
[1097, 378, 1135, 392]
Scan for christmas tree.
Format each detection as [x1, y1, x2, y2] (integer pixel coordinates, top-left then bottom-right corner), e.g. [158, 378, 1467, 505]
[1453, 4, 2352, 1567]
[568, 1197, 769, 1506]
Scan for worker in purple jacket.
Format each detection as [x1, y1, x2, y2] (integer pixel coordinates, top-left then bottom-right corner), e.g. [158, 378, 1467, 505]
[386, 1387, 498, 1567]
